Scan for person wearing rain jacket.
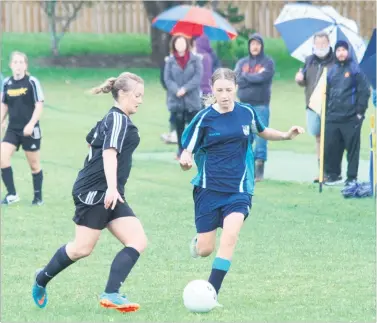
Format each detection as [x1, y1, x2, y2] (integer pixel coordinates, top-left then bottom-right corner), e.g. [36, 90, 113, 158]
[234, 33, 275, 182]
[193, 35, 214, 107]
[324, 40, 370, 186]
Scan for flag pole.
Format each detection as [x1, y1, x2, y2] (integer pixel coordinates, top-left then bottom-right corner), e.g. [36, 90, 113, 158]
[319, 67, 327, 193]
[369, 114, 376, 196]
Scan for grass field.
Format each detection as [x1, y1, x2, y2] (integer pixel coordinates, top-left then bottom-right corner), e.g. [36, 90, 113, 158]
[1, 33, 376, 322]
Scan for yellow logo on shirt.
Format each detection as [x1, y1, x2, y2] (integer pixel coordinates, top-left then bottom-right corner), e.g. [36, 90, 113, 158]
[7, 87, 28, 97]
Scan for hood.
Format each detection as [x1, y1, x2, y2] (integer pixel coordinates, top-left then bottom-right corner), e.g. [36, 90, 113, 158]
[334, 40, 353, 63]
[195, 35, 213, 54]
[248, 33, 264, 57]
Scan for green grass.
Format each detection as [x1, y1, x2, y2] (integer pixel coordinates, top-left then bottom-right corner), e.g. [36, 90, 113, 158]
[1, 160, 375, 322]
[0, 34, 375, 321]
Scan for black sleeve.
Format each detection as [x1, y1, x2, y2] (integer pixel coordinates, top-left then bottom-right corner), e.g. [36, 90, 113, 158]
[103, 112, 128, 153]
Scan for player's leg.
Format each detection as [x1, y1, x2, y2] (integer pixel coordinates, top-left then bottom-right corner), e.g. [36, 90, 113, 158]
[190, 186, 218, 258]
[23, 134, 43, 205]
[32, 224, 101, 308]
[207, 193, 251, 295]
[1, 131, 20, 204]
[100, 204, 147, 312]
[208, 212, 244, 295]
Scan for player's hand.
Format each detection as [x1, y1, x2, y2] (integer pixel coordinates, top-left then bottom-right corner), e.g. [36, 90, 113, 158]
[179, 150, 193, 171]
[23, 123, 34, 137]
[176, 88, 186, 97]
[258, 67, 265, 74]
[285, 126, 305, 140]
[104, 188, 124, 210]
[295, 69, 304, 82]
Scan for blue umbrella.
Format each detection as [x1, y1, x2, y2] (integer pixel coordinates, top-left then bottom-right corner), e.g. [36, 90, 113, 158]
[274, 3, 366, 63]
[360, 29, 376, 89]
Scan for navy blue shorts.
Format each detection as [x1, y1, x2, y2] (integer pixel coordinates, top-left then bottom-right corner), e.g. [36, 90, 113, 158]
[193, 186, 252, 233]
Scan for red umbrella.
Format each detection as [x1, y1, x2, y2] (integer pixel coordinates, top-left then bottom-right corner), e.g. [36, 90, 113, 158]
[152, 5, 237, 41]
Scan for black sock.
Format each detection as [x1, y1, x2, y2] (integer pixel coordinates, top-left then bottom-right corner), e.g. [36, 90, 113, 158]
[36, 245, 75, 288]
[105, 247, 140, 294]
[1, 167, 16, 195]
[208, 257, 231, 294]
[32, 170, 43, 200]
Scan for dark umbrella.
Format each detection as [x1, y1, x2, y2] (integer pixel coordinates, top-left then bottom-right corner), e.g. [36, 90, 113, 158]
[360, 28, 376, 89]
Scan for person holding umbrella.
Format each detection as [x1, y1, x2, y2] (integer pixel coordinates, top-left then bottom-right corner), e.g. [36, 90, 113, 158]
[295, 32, 336, 183]
[164, 34, 203, 159]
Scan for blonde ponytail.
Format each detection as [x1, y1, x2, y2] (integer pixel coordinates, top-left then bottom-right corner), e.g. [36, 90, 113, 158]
[91, 77, 117, 95]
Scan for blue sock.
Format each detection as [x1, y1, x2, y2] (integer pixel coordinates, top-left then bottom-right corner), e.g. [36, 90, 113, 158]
[208, 257, 231, 294]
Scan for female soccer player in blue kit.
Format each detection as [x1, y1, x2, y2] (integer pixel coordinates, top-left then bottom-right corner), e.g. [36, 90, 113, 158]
[180, 68, 304, 303]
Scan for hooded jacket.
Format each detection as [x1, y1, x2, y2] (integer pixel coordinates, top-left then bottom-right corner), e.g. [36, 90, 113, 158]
[195, 35, 213, 95]
[234, 34, 275, 106]
[326, 45, 370, 122]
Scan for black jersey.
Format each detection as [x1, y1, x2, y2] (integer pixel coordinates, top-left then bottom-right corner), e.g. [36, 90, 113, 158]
[1, 75, 44, 131]
[72, 107, 140, 197]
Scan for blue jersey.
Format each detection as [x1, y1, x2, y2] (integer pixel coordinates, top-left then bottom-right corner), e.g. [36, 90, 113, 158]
[182, 102, 266, 195]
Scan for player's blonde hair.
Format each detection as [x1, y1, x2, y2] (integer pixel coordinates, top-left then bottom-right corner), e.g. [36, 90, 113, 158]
[203, 68, 237, 107]
[91, 72, 144, 100]
[10, 51, 30, 75]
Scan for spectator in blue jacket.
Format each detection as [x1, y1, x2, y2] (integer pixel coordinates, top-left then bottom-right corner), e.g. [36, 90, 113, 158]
[234, 33, 275, 181]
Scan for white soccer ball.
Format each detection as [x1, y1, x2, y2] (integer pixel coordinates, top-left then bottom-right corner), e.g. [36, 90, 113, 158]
[183, 280, 218, 313]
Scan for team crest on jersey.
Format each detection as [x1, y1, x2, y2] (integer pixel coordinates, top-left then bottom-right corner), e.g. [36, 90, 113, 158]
[242, 125, 250, 136]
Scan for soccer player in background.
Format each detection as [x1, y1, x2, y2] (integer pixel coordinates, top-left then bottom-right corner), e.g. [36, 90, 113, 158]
[180, 68, 304, 306]
[1, 51, 44, 205]
[32, 72, 147, 313]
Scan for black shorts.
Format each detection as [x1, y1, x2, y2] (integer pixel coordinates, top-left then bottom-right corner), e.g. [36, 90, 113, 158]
[72, 191, 136, 230]
[2, 126, 41, 152]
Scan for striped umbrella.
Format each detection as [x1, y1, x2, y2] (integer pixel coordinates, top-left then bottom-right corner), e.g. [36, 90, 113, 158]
[274, 3, 366, 63]
[152, 5, 237, 41]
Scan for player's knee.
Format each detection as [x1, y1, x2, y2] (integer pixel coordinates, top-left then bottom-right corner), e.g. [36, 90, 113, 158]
[70, 244, 94, 259]
[28, 160, 40, 173]
[0, 148, 11, 168]
[128, 233, 148, 254]
[197, 242, 215, 257]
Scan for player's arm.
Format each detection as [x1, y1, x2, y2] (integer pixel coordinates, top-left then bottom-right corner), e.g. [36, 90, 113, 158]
[29, 77, 45, 127]
[1, 103, 8, 124]
[180, 112, 206, 170]
[1, 79, 8, 124]
[251, 107, 304, 140]
[102, 112, 127, 209]
[23, 77, 44, 136]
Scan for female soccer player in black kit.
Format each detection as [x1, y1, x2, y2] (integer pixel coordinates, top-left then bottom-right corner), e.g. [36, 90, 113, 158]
[32, 72, 147, 313]
[1, 51, 44, 205]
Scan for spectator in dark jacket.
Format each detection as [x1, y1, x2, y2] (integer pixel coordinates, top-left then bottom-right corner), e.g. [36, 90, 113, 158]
[164, 35, 203, 158]
[324, 40, 370, 186]
[160, 57, 178, 145]
[193, 35, 213, 107]
[234, 33, 275, 181]
[295, 31, 336, 183]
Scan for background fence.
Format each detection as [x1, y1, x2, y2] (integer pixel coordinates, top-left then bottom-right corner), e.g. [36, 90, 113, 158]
[1, 0, 376, 38]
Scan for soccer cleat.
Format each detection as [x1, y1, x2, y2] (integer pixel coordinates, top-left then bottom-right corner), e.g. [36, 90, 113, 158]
[32, 269, 48, 308]
[1, 194, 20, 205]
[190, 235, 200, 258]
[99, 292, 140, 313]
[32, 198, 44, 206]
